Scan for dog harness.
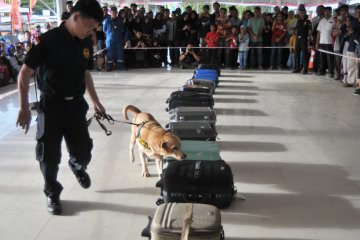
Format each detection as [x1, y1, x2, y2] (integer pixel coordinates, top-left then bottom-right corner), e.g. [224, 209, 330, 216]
[137, 120, 150, 149]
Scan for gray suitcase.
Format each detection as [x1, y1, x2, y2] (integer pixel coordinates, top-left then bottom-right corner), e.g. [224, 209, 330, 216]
[150, 203, 224, 240]
[169, 107, 216, 126]
[166, 122, 217, 141]
[186, 79, 216, 93]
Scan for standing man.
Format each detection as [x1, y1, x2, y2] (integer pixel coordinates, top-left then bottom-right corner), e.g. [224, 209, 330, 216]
[316, 7, 334, 77]
[248, 6, 265, 69]
[292, 8, 312, 74]
[166, 11, 177, 66]
[16, 0, 106, 215]
[103, 6, 126, 71]
[61, 1, 73, 21]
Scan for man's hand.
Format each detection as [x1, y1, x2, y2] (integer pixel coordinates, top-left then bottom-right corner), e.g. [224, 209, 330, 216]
[94, 102, 106, 117]
[16, 108, 32, 134]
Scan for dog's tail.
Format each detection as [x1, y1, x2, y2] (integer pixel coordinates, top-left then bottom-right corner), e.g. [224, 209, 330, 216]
[123, 105, 141, 120]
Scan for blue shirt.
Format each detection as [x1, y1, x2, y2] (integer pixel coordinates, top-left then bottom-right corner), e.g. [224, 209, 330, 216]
[103, 16, 124, 43]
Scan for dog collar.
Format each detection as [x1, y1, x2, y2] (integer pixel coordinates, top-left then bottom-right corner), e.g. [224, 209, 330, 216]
[136, 120, 150, 149]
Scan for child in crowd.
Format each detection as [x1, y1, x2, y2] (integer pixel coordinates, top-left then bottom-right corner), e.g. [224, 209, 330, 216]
[205, 24, 219, 66]
[0, 50, 11, 86]
[226, 26, 239, 69]
[148, 39, 162, 68]
[238, 25, 249, 70]
[287, 28, 297, 69]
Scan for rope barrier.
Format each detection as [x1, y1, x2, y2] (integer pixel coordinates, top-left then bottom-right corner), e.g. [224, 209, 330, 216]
[96, 45, 360, 61]
[317, 48, 360, 61]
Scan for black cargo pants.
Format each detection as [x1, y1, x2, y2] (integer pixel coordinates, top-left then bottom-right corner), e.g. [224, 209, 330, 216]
[36, 94, 93, 197]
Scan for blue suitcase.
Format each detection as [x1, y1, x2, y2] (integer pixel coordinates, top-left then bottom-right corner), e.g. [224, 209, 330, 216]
[194, 69, 219, 86]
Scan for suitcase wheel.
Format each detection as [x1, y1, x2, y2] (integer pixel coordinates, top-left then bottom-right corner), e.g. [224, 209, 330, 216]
[220, 225, 225, 240]
[155, 198, 164, 206]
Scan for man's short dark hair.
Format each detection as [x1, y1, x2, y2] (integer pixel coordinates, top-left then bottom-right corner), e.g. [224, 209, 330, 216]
[203, 5, 210, 10]
[72, 0, 103, 23]
[213, 2, 220, 7]
[66, 1, 73, 5]
[254, 6, 261, 12]
[220, 7, 227, 13]
[298, 7, 306, 13]
[340, 5, 349, 11]
[324, 7, 332, 12]
[110, 6, 117, 12]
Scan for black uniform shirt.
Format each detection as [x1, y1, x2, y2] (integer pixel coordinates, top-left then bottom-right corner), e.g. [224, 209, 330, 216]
[24, 22, 94, 97]
[296, 17, 312, 39]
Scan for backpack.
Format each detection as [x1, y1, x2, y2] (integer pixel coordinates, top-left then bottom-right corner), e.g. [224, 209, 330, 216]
[0, 64, 10, 86]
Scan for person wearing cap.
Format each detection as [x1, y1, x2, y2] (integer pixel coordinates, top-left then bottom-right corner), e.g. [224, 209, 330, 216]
[61, 0, 73, 21]
[292, 8, 312, 74]
[103, 6, 126, 71]
[16, 0, 106, 215]
[316, 6, 334, 77]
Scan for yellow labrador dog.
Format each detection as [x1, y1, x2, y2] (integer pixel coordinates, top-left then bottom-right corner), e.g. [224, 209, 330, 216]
[123, 105, 186, 177]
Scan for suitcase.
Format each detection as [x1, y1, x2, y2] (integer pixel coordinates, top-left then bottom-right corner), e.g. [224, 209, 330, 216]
[193, 69, 219, 86]
[164, 140, 221, 169]
[165, 140, 220, 161]
[167, 122, 217, 141]
[166, 91, 214, 111]
[161, 160, 236, 208]
[180, 84, 213, 95]
[149, 203, 224, 240]
[195, 67, 219, 78]
[197, 64, 221, 76]
[186, 79, 216, 94]
[169, 107, 216, 125]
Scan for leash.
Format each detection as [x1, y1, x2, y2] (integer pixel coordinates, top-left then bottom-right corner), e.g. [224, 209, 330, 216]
[87, 112, 143, 136]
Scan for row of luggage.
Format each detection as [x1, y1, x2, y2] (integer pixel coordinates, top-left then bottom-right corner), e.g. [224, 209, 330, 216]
[143, 65, 231, 239]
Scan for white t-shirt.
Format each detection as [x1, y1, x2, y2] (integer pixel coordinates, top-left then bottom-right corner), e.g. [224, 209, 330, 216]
[317, 17, 334, 44]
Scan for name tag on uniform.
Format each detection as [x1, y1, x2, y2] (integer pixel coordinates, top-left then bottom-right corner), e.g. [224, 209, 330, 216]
[114, 26, 117, 29]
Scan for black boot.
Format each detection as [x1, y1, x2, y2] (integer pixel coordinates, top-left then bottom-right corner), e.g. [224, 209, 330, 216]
[47, 195, 62, 215]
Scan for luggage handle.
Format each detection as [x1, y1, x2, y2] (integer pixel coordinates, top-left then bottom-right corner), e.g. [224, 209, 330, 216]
[180, 193, 210, 203]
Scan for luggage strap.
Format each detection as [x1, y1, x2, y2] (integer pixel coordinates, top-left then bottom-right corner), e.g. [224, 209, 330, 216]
[136, 120, 150, 149]
[181, 204, 193, 240]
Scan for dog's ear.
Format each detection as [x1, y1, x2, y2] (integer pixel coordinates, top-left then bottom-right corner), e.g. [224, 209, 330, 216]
[160, 141, 168, 150]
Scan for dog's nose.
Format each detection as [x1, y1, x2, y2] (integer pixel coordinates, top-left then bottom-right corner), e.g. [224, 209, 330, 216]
[181, 153, 187, 160]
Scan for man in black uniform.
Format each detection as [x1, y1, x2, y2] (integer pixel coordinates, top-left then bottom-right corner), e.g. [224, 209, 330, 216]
[16, 0, 105, 215]
[61, 1, 73, 21]
[292, 8, 312, 74]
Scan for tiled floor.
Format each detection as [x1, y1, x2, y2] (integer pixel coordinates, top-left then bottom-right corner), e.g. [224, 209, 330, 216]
[1, 68, 360, 240]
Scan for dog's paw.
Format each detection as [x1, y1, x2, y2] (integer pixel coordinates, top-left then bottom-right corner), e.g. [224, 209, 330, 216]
[142, 171, 151, 177]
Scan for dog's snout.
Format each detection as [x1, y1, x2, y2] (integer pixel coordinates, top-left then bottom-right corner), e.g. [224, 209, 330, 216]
[181, 153, 187, 160]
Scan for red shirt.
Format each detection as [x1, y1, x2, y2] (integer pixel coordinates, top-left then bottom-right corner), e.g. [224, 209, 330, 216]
[206, 31, 219, 48]
[227, 33, 238, 48]
[271, 22, 287, 43]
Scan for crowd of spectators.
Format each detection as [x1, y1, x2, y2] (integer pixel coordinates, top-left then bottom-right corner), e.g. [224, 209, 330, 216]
[95, 2, 360, 93]
[1, 2, 360, 94]
[0, 24, 51, 86]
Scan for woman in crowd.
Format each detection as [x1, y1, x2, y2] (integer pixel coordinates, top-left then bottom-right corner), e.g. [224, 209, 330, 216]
[270, 12, 287, 69]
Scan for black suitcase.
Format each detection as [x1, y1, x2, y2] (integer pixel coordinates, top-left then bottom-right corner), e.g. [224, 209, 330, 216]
[168, 107, 217, 125]
[166, 91, 214, 111]
[160, 160, 236, 209]
[167, 122, 217, 141]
